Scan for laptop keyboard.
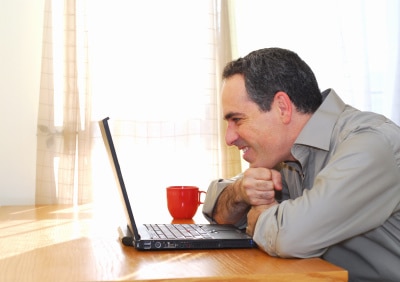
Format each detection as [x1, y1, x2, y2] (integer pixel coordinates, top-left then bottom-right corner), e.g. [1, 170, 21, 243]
[145, 224, 213, 239]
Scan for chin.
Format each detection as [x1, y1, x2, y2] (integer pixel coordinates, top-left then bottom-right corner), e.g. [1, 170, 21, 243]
[242, 155, 253, 165]
[249, 159, 274, 169]
[248, 160, 263, 168]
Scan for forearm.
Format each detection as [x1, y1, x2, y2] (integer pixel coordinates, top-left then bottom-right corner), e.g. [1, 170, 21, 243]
[213, 179, 250, 225]
[202, 174, 248, 228]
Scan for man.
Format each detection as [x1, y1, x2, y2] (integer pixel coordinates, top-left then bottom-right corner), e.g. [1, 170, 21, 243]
[202, 47, 400, 281]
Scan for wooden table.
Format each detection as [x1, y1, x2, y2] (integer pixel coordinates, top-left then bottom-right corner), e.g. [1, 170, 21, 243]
[0, 205, 347, 281]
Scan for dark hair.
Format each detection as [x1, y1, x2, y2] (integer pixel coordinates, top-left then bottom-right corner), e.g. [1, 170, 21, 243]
[222, 48, 322, 113]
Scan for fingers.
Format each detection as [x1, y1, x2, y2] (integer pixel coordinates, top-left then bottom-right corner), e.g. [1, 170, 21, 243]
[241, 167, 282, 205]
[271, 169, 283, 191]
[244, 168, 282, 189]
[247, 190, 275, 206]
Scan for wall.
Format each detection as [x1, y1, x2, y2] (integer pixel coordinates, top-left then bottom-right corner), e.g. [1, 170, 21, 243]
[0, 0, 45, 205]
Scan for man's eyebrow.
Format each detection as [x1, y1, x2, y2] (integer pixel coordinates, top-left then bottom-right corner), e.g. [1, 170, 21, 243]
[224, 112, 244, 121]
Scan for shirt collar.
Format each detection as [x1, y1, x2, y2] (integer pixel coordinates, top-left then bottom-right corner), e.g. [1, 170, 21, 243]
[294, 89, 346, 151]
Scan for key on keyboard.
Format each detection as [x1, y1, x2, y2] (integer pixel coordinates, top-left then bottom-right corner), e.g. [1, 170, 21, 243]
[145, 224, 212, 239]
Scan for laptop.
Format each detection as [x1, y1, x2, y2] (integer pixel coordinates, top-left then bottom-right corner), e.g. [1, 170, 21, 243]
[99, 117, 255, 250]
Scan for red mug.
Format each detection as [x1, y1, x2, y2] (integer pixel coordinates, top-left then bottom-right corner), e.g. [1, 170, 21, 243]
[166, 186, 206, 219]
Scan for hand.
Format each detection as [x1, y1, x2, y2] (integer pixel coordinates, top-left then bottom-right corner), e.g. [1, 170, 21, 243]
[246, 201, 278, 235]
[236, 167, 282, 206]
[246, 204, 273, 236]
[213, 167, 282, 226]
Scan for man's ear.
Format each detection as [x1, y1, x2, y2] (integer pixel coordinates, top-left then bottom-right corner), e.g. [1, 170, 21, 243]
[274, 91, 292, 124]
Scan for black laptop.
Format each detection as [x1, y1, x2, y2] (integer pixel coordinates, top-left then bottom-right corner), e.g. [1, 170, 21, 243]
[99, 117, 255, 250]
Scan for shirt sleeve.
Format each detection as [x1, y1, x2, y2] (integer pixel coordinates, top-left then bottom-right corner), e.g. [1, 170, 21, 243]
[254, 130, 400, 258]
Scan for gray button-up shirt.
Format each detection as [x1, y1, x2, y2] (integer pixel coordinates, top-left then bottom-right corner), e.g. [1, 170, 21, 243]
[203, 89, 400, 281]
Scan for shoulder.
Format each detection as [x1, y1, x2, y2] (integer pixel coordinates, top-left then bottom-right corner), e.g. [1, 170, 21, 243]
[333, 106, 399, 148]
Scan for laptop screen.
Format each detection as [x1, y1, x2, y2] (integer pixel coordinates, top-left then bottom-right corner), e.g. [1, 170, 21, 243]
[99, 117, 140, 240]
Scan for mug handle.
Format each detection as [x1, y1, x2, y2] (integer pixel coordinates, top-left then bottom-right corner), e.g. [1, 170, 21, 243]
[198, 190, 206, 204]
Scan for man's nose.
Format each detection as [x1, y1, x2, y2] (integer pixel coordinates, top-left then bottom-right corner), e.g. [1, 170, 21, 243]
[225, 125, 238, 146]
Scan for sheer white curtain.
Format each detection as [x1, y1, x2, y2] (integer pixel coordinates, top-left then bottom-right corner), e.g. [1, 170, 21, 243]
[231, 0, 400, 125]
[89, 0, 238, 212]
[37, 0, 398, 207]
[36, 0, 241, 210]
[36, 0, 92, 205]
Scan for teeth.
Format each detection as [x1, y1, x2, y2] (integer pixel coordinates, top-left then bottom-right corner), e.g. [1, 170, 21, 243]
[242, 147, 249, 153]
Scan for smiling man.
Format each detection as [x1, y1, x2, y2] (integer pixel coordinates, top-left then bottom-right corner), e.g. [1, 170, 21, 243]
[202, 48, 400, 281]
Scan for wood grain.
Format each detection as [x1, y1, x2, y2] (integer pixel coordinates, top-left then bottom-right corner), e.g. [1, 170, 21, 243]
[0, 205, 347, 281]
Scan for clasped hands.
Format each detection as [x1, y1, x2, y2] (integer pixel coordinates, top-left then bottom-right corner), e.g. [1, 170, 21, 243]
[237, 168, 282, 236]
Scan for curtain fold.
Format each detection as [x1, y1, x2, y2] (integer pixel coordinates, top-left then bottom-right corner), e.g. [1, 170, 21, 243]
[36, 0, 92, 204]
[215, 0, 242, 178]
[36, 0, 56, 204]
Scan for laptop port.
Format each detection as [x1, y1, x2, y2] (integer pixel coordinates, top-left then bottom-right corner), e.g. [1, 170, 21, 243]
[166, 242, 177, 248]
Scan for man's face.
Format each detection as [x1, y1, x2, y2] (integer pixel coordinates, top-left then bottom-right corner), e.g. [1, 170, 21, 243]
[222, 74, 291, 168]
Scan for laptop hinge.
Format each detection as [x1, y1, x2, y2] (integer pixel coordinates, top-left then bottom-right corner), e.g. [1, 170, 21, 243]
[118, 225, 135, 246]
